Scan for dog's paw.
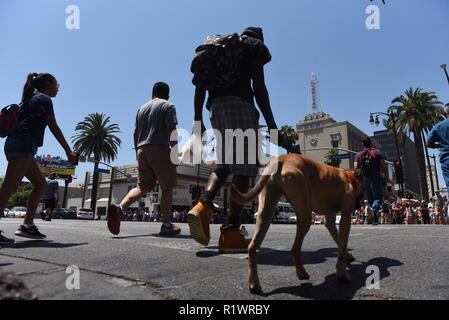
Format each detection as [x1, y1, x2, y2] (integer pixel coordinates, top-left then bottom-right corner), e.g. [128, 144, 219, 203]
[337, 273, 352, 283]
[297, 270, 310, 281]
[248, 284, 263, 295]
[346, 253, 356, 264]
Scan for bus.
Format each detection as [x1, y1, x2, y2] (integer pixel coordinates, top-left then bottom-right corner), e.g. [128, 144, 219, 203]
[254, 201, 296, 224]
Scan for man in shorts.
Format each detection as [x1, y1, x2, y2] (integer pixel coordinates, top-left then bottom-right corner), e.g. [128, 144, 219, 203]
[188, 27, 290, 253]
[107, 82, 180, 236]
[42, 172, 59, 221]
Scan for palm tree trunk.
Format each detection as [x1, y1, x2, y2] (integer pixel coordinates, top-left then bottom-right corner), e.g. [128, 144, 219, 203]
[413, 130, 429, 201]
[91, 155, 100, 219]
[422, 132, 435, 197]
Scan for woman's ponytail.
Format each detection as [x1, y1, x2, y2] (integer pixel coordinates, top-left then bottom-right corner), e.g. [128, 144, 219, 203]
[22, 72, 39, 103]
[21, 72, 56, 103]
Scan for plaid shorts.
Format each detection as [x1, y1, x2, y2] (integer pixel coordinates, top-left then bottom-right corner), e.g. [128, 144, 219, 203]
[209, 96, 260, 177]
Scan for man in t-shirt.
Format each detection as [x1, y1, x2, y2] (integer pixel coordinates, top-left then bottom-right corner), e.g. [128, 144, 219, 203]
[427, 104, 449, 194]
[188, 27, 288, 253]
[107, 82, 181, 236]
[354, 137, 393, 226]
[42, 172, 59, 221]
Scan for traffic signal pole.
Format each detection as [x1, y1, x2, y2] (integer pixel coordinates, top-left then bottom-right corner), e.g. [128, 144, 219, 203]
[390, 114, 404, 196]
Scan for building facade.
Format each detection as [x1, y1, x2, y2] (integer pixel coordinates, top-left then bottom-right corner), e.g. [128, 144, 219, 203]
[296, 112, 382, 170]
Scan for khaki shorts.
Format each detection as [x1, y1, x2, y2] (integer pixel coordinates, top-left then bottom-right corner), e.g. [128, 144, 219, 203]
[137, 145, 177, 192]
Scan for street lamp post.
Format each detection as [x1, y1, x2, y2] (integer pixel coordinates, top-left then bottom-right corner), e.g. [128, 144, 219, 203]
[369, 111, 404, 195]
[441, 64, 449, 85]
[430, 154, 440, 191]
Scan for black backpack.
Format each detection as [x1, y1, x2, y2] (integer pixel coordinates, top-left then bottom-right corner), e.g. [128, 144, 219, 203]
[0, 104, 21, 138]
[359, 148, 379, 176]
[191, 33, 245, 91]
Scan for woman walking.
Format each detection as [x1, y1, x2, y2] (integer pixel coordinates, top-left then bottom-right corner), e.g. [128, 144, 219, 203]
[0, 73, 77, 243]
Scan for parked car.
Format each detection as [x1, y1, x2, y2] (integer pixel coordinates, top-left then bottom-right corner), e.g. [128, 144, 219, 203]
[314, 215, 326, 224]
[76, 208, 94, 220]
[50, 208, 77, 220]
[9, 207, 27, 218]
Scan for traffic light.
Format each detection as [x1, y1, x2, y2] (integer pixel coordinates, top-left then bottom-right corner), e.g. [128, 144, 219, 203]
[394, 160, 404, 184]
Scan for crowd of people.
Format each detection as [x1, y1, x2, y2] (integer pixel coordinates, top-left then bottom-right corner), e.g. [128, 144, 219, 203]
[353, 192, 449, 225]
[120, 208, 225, 224]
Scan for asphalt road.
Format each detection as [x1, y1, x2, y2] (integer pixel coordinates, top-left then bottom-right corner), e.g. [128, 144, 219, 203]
[0, 218, 448, 300]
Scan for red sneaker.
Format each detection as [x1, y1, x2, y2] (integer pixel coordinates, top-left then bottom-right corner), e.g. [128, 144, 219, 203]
[107, 204, 123, 235]
[159, 223, 181, 236]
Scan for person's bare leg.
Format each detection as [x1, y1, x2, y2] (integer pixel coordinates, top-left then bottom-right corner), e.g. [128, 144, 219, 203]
[23, 161, 48, 225]
[0, 158, 33, 214]
[160, 187, 174, 224]
[204, 167, 231, 203]
[227, 175, 250, 224]
[119, 187, 149, 210]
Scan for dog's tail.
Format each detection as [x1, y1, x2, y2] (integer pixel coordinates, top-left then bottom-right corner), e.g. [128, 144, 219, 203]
[229, 174, 271, 205]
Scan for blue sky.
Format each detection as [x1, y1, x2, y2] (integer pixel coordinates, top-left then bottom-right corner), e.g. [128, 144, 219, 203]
[1, 0, 448, 185]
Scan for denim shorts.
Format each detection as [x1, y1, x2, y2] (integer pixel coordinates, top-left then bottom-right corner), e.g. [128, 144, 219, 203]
[4, 133, 38, 160]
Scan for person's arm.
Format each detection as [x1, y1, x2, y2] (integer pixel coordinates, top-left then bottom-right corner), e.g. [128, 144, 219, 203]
[426, 127, 440, 149]
[167, 124, 177, 149]
[133, 127, 138, 157]
[46, 115, 77, 165]
[426, 141, 441, 149]
[54, 184, 59, 202]
[194, 87, 207, 133]
[251, 60, 277, 130]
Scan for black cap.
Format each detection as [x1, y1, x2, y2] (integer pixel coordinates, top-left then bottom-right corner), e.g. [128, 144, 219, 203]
[242, 27, 264, 42]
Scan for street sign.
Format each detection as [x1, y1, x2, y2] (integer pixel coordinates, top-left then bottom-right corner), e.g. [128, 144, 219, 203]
[331, 153, 351, 161]
[95, 168, 110, 174]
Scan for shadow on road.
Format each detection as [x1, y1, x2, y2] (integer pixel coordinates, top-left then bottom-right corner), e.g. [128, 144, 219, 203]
[111, 234, 193, 240]
[0, 263, 14, 267]
[259, 256, 403, 299]
[0, 241, 88, 249]
[150, 234, 193, 239]
[111, 234, 154, 239]
[257, 247, 343, 267]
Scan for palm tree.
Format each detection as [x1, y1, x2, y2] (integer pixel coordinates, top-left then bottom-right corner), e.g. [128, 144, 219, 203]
[72, 113, 121, 217]
[388, 88, 443, 200]
[279, 125, 299, 154]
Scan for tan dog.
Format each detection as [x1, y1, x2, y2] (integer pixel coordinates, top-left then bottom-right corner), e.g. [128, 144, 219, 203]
[229, 154, 364, 294]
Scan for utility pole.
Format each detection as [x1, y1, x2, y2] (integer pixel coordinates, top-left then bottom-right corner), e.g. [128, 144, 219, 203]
[430, 154, 440, 191]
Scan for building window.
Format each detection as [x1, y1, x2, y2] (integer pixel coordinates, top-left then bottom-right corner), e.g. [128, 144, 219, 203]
[332, 140, 339, 148]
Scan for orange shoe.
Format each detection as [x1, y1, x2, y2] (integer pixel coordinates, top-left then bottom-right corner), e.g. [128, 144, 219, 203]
[218, 226, 251, 254]
[187, 198, 212, 246]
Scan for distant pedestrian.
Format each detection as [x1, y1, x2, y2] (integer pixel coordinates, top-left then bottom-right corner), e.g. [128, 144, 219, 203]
[42, 172, 59, 221]
[354, 137, 393, 226]
[420, 201, 431, 224]
[380, 200, 390, 224]
[433, 191, 445, 225]
[107, 82, 181, 236]
[0, 73, 77, 243]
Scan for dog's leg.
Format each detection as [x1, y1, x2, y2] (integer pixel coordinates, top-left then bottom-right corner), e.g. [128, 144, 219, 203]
[325, 214, 355, 263]
[291, 213, 312, 281]
[248, 186, 280, 294]
[280, 176, 312, 281]
[336, 210, 352, 283]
